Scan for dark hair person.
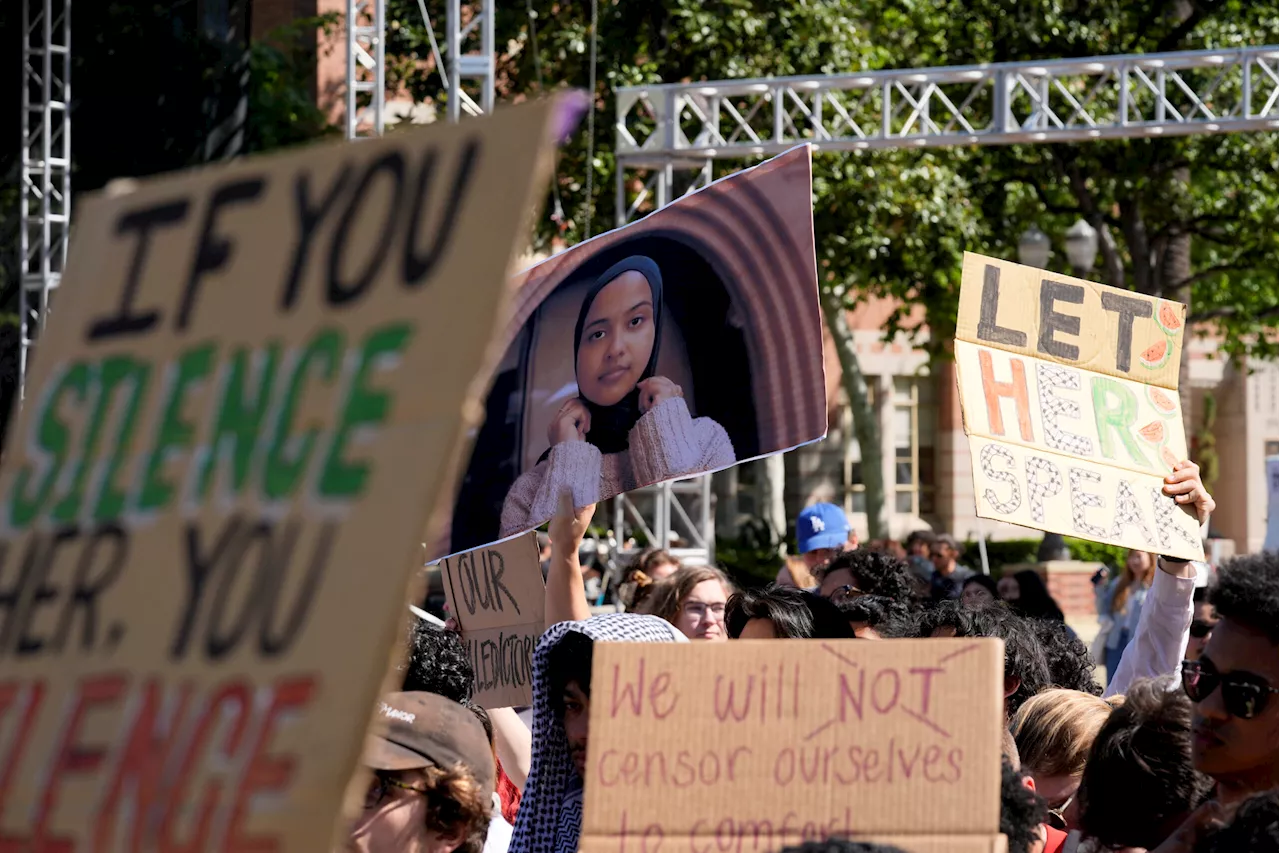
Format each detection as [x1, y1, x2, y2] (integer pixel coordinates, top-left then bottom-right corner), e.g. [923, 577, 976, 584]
[961, 574, 1000, 610]
[500, 257, 734, 537]
[815, 548, 914, 604]
[1000, 569, 1066, 623]
[639, 565, 733, 641]
[400, 619, 474, 701]
[1031, 619, 1102, 696]
[1184, 550, 1279, 805]
[726, 585, 855, 640]
[1077, 679, 1215, 850]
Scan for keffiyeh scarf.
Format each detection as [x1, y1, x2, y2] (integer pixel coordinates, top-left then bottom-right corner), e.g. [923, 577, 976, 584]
[509, 614, 687, 853]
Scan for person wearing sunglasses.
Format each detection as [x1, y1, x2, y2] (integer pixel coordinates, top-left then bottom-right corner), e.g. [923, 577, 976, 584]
[349, 692, 496, 853]
[1183, 550, 1279, 806]
[1185, 585, 1217, 662]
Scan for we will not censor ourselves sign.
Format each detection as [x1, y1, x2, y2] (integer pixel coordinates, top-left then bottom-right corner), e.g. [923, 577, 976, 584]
[955, 253, 1204, 561]
[0, 101, 562, 850]
[440, 532, 544, 707]
[580, 640, 1006, 853]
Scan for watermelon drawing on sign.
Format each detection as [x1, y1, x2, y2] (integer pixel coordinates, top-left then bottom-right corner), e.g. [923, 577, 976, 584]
[1161, 445, 1181, 470]
[1157, 300, 1184, 336]
[1148, 386, 1178, 417]
[1138, 421, 1166, 445]
[1139, 339, 1171, 369]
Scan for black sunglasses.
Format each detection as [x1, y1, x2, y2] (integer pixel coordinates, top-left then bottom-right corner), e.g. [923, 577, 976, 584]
[1189, 620, 1215, 639]
[1181, 659, 1278, 720]
[365, 769, 428, 810]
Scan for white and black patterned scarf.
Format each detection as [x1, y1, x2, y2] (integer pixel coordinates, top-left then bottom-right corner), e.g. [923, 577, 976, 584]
[510, 614, 686, 853]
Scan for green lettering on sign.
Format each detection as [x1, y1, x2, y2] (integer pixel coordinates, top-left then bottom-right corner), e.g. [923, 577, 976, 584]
[138, 342, 217, 511]
[91, 356, 154, 522]
[263, 329, 344, 501]
[9, 361, 90, 528]
[195, 342, 281, 501]
[319, 323, 414, 498]
[1091, 376, 1151, 469]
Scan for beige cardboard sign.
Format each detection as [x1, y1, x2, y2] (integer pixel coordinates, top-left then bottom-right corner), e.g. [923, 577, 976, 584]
[581, 639, 1006, 853]
[955, 252, 1203, 560]
[441, 532, 545, 707]
[0, 100, 560, 850]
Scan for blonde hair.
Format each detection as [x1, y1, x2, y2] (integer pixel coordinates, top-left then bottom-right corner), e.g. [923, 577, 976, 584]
[1111, 550, 1157, 615]
[1010, 689, 1112, 779]
[640, 566, 732, 625]
[781, 556, 817, 589]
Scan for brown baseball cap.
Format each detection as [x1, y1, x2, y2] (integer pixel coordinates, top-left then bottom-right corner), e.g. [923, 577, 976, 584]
[362, 692, 495, 796]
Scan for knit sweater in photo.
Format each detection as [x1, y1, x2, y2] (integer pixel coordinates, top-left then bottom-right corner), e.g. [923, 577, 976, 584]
[500, 397, 735, 536]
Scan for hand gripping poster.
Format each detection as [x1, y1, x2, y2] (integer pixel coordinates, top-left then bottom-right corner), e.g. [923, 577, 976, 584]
[431, 145, 826, 559]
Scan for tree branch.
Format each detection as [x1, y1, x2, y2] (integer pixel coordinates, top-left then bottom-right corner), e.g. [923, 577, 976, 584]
[1188, 303, 1279, 324]
[1180, 261, 1260, 289]
[1059, 157, 1127, 288]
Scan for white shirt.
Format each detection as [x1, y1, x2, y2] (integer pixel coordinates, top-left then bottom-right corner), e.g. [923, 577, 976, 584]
[484, 793, 513, 853]
[1103, 561, 1198, 699]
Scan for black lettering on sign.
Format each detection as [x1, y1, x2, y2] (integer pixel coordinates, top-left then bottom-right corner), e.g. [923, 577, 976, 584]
[976, 265, 1027, 347]
[177, 177, 268, 330]
[0, 525, 129, 658]
[468, 630, 536, 691]
[458, 549, 521, 617]
[88, 200, 191, 341]
[1099, 292, 1153, 372]
[327, 152, 407, 305]
[1038, 281, 1084, 361]
[281, 165, 355, 310]
[172, 515, 334, 661]
[402, 140, 481, 286]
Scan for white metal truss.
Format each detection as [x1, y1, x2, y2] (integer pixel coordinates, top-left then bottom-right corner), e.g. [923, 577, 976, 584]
[612, 476, 714, 565]
[446, 0, 495, 120]
[616, 46, 1280, 225]
[346, 0, 386, 138]
[613, 45, 1280, 562]
[19, 0, 71, 396]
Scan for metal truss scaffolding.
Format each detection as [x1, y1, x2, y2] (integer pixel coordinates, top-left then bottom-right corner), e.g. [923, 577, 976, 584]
[613, 45, 1280, 564]
[346, 0, 385, 139]
[19, 0, 71, 396]
[615, 46, 1280, 223]
[446, 0, 495, 120]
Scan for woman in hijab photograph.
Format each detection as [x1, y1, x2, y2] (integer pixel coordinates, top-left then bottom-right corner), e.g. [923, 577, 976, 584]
[500, 256, 735, 536]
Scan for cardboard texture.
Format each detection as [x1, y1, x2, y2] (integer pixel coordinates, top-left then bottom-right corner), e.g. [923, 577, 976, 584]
[0, 100, 559, 851]
[955, 252, 1203, 560]
[435, 145, 826, 560]
[580, 836, 1008, 853]
[440, 532, 545, 707]
[581, 640, 1006, 853]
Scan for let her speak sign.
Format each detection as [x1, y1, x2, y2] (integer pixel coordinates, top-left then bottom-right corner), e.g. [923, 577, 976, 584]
[954, 252, 1203, 560]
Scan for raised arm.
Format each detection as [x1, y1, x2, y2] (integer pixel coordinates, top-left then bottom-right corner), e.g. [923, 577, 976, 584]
[544, 489, 595, 629]
[489, 706, 532, 791]
[1104, 460, 1214, 698]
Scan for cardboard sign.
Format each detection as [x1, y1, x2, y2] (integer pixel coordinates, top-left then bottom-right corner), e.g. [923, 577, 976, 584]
[0, 101, 561, 850]
[955, 253, 1203, 560]
[441, 532, 545, 707]
[580, 640, 1006, 853]
[433, 145, 825, 559]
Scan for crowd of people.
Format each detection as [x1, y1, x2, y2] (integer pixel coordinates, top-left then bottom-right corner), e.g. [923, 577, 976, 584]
[348, 461, 1278, 853]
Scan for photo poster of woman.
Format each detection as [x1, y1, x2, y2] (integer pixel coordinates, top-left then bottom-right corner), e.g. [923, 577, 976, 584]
[427, 145, 827, 561]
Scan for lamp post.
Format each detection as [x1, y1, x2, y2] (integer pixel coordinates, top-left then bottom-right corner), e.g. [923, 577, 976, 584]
[1017, 226, 1053, 269]
[1064, 219, 1100, 278]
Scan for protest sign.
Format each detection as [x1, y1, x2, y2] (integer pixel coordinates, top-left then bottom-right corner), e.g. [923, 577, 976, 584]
[580, 639, 1006, 853]
[0, 100, 563, 850]
[955, 252, 1203, 561]
[432, 145, 825, 560]
[440, 532, 544, 707]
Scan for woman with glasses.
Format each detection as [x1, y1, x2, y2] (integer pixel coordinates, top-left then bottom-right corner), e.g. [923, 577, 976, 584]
[637, 565, 734, 641]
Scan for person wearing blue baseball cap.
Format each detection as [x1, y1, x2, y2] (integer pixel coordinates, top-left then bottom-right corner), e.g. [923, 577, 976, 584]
[795, 502, 854, 574]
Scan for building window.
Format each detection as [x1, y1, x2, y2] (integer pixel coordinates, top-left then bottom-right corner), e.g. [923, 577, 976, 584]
[840, 376, 936, 519]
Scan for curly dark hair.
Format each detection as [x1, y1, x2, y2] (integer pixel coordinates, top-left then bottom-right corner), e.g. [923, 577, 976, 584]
[914, 601, 1050, 716]
[1031, 618, 1103, 696]
[1196, 789, 1278, 853]
[819, 549, 915, 602]
[780, 840, 909, 853]
[1078, 679, 1216, 850]
[1000, 757, 1048, 853]
[837, 594, 914, 638]
[400, 618, 474, 701]
[726, 585, 854, 639]
[1208, 551, 1279, 643]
